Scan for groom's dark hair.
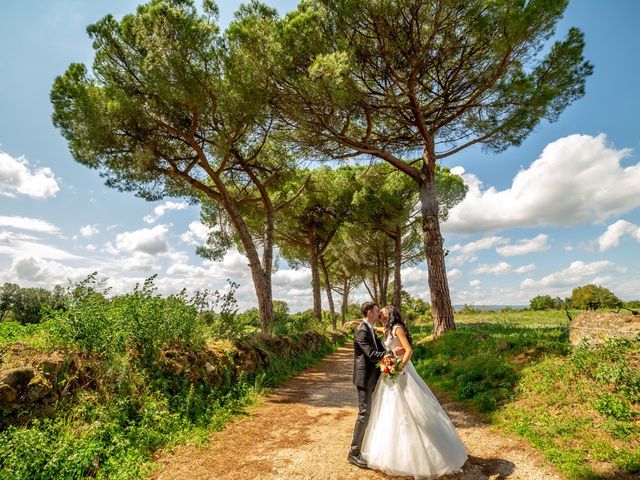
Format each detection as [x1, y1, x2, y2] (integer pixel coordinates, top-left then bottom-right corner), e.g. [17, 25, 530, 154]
[360, 301, 378, 318]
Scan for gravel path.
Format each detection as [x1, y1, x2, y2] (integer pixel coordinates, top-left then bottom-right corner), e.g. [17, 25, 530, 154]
[150, 346, 564, 480]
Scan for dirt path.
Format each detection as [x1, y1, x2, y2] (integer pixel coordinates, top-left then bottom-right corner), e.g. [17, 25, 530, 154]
[151, 346, 564, 480]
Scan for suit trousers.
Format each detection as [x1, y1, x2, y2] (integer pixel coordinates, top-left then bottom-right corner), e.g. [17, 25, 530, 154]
[350, 386, 373, 457]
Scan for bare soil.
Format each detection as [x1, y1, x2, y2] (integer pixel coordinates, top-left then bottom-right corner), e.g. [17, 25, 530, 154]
[150, 346, 564, 480]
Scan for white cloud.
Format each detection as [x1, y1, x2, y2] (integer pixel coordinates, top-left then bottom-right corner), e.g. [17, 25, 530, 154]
[469, 279, 481, 287]
[80, 224, 99, 238]
[497, 234, 550, 257]
[144, 201, 188, 223]
[103, 241, 119, 255]
[162, 250, 190, 264]
[0, 231, 79, 260]
[115, 225, 169, 255]
[118, 252, 161, 272]
[598, 219, 640, 251]
[443, 134, 640, 234]
[471, 262, 512, 275]
[520, 260, 626, 290]
[273, 268, 312, 286]
[447, 268, 463, 281]
[448, 236, 508, 266]
[180, 221, 211, 246]
[514, 263, 536, 274]
[0, 215, 60, 234]
[8, 256, 91, 285]
[86, 244, 96, 251]
[0, 150, 59, 199]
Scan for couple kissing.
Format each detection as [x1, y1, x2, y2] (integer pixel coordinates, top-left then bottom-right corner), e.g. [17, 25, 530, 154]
[348, 302, 468, 479]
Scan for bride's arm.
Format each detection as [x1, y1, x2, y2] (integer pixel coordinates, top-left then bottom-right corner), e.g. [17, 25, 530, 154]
[394, 327, 413, 370]
[342, 320, 360, 329]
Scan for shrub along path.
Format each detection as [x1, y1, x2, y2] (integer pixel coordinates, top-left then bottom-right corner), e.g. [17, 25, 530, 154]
[150, 345, 563, 480]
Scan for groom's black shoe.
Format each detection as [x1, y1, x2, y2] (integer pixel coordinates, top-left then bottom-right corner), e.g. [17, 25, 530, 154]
[347, 454, 368, 469]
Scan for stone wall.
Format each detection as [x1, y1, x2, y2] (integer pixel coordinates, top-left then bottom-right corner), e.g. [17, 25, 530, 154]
[569, 311, 640, 346]
[0, 330, 348, 414]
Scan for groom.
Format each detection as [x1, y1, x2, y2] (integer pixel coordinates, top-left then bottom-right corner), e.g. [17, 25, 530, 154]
[348, 301, 387, 469]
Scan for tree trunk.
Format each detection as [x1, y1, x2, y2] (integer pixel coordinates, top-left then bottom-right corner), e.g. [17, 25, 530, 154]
[376, 251, 389, 306]
[371, 274, 380, 304]
[363, 278, 376, 303]
[340, 277, 350, 325]
[419, 142, 455, 337]
[393, 224, 402, 310]
[213, 181, 273, 333]
[309, 245, 322, 320]
[320, 255, 336, 329]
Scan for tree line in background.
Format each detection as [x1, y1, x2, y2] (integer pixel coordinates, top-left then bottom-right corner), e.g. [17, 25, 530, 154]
[50, 0, 592, 335]
[529, 284, 639, 312]
[0, 276, 431, 340]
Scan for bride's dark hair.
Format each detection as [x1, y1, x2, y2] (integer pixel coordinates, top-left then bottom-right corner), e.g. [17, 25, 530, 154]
[383, 306, 413, 346]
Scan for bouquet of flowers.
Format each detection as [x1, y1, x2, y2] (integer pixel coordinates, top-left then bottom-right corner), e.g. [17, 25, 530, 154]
[378, 353, 402, 381]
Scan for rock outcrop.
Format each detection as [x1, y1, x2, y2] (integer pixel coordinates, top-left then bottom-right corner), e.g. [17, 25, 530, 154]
[569, 311, 640, 346]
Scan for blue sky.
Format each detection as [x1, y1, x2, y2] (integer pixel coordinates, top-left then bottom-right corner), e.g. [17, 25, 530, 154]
[1, 0, 639, 311]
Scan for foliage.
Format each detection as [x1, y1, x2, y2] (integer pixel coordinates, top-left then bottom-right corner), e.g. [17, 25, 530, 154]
[401, 291, 431, 324]
[498, 337, 640, 478]
[0, 276, 348, 479]
[47, 274, 206, 366]
[334, 163, 465, 307]
[412, 322, 569, 413]
[529, 294, 564, 311]
[571, 284, 622, 309]
[276, 165, 358, 319]
[273, 0, 593, 333]
[206, 281, 257, 340]
[273, 305, 315, 336]
[625, 300, 640, 310]
[50, 0, 298, 332]
[0, 282, 67, 325]
[412, 312, 639, 479]
[0, 337, 344, 480]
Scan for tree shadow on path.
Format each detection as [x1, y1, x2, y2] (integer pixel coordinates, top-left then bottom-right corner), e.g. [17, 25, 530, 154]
[267, 346, 526, 480]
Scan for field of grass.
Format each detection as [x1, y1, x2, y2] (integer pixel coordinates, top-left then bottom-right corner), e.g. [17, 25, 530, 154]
[453, 308, 575, 327]
[411, 309, 639, 479]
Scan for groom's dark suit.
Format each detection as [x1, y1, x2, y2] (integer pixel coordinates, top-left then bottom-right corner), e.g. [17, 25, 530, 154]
[350, 321, 386, 459]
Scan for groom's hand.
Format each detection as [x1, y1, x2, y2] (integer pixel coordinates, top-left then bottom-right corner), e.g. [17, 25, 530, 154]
[393, 347, 406, 357]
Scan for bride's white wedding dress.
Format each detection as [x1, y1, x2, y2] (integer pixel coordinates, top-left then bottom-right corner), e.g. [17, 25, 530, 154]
[361, 327, 468, 479]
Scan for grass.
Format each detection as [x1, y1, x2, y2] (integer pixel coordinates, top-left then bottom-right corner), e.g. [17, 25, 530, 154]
[411, 309, 640, 479]
[453, 308, 577, 327]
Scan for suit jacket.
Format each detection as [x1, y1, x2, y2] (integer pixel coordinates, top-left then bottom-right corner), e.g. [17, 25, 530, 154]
[352, 321, 386, 390]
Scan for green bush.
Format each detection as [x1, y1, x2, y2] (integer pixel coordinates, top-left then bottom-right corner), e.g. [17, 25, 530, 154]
[594, 393, 634, 420]
[573, 337, 640, 402]
[47, 275, 206, 365]
[0, 282, 67, 325]
[529, 295, 564, 311]
[571, 284, 622, 310]
[625, 300, 640, 310]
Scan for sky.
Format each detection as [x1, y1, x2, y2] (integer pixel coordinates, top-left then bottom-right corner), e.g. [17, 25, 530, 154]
[1, 0, 639, 311]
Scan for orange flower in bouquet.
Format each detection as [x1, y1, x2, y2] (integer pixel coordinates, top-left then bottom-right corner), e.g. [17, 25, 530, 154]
[377, 353, 401, 381]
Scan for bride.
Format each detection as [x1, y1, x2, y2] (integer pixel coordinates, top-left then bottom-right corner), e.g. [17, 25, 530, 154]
[361, 306, 468, 479]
